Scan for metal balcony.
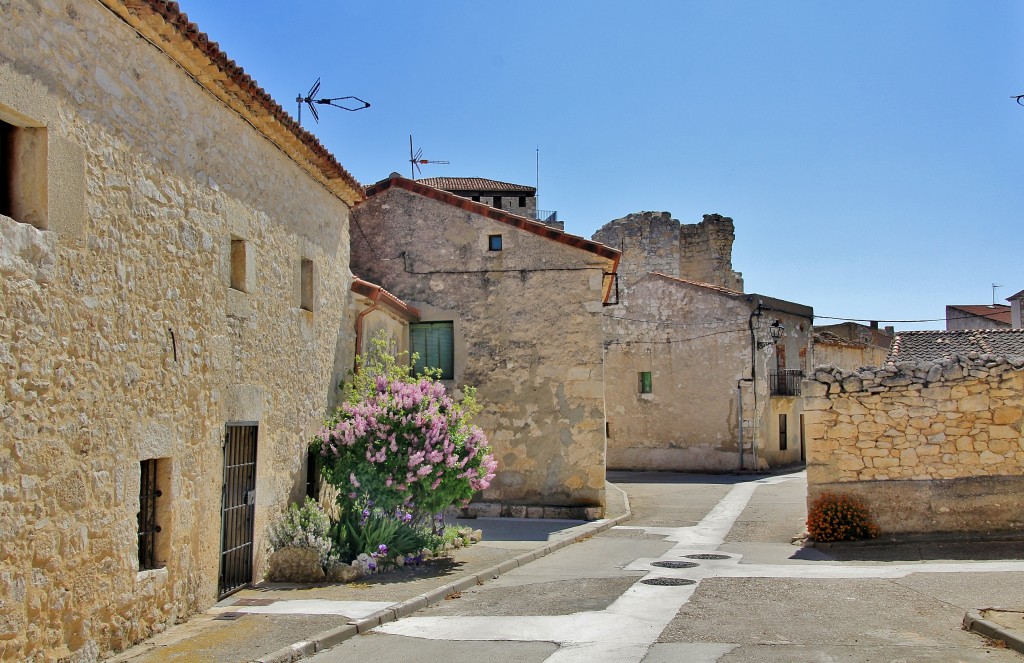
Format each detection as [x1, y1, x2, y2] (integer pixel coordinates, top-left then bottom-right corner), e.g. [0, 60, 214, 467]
[770, 369, 804, 397]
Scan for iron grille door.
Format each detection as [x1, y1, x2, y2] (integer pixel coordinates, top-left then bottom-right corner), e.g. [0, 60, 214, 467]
[219, 424, 257, 598]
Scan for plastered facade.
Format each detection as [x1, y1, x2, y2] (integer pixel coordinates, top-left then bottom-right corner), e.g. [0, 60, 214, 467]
[0, 2, 354, 659]
[351, 179, 616, 516]
[603, 274, 812, 471]
[804, 357, 1024, 534]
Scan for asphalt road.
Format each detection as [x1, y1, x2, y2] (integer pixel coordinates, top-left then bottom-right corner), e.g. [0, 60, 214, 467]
[308, 470, 1024, 662]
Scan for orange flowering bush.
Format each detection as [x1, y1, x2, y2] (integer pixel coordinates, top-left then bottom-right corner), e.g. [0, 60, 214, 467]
[806, 491, 880, 543]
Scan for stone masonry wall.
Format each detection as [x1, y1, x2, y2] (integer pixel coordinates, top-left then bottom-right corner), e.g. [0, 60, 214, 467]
[592, 211, 742, 291]
[804, 354, 1024, 534]
[1, 3, 353, 660]
[352, 185, 613, 516]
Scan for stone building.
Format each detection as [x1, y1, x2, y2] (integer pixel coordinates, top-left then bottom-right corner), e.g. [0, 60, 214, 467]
[592, 211, 744, 293]
[812, 322, 894, 371]
[603, 274, 812, 471]
[1, 2, 362, 659]
[945, 304, 1012, 330]
[416, 176, 562, 229]
[804, 329, 1024, 535]
[595, 211, 811, 472]
[351, 174, 619, 517]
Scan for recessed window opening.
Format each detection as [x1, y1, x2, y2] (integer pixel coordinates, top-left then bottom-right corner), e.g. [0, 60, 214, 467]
[471, 195, 480, 202]
[230, 239, 247, 292]
[410, 321, 454, 380]
[518, 196, 526, 207]
[493, 196, 503, 209]
[488, 234, 503, 251]
[779, 413, 788, 451]
[300, 258, 314, 311]
[0, 117, 48, 229]
[138, 458, 167, 571]
[639, 371, 653, 394]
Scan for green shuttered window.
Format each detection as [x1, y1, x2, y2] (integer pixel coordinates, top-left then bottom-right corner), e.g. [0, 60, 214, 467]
[410, 321, 455, 380]
[639, 371, 652, 394]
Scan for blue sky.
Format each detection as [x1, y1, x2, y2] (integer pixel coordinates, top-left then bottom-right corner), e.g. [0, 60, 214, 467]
[178, 1, 1024, 331]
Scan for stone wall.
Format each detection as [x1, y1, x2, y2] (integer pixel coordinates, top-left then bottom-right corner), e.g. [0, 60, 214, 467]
[352, 181, 615, 516]
[1, 3, 353, 660]
[804, 355, 1024, 534]
[592, 211, 742, 291]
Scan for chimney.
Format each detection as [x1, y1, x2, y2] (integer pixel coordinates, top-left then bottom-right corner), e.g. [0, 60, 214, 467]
[869, 321, 879, 329]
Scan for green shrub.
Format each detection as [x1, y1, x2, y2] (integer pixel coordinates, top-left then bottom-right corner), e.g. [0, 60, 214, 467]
[267, 497, 333, 566]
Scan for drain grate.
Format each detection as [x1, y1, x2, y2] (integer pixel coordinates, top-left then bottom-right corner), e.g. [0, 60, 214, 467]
[642, 578, 696, 586]
[212, 612, 245, 621]
[651, 561, 700, 569]
[685, 554, 731, 560]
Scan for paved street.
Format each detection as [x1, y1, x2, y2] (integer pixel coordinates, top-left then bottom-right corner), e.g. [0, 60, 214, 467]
[309, 471, 1024, 662]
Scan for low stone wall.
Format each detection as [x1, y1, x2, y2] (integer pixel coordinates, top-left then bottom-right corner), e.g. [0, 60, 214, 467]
[804, 354, 1024, 534]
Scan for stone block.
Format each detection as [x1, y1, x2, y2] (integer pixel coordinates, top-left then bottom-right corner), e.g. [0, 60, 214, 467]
[957, 394, 990, 413]
[266, 547, 325, 584]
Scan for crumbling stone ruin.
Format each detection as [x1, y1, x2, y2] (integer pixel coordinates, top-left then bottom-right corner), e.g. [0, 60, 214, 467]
[592, 211, 743, 292]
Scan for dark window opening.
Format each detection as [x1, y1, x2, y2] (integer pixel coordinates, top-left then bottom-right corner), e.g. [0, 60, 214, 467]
[306, 449, 320, 501]
[606, 421, 611, 438]
[410, 321, 455, 380]
[138, 459, 162, 571]
[639, 371, 652, 394]
[300, 258, 314, 311]
[493, 196, 503, 209]
[230, 239, 247, 292]
[0, 118, 47, 229]
[779, 413, 788, 451]
[488, 234, 503, 251]
[471, 195, 480, 202]
[518, 196, 526, 207]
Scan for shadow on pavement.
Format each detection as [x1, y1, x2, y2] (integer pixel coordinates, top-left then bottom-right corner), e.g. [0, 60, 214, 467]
[607, 469, 804, 485]
[801, 539, 1024, 562]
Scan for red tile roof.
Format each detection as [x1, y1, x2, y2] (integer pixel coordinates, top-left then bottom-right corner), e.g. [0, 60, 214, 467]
[351, 277, 420, 320]
[947, 304, 1012, 325]
[416, 177, 535, 194]
[649, 273, 745, 297]
[98, 0, 363, 205]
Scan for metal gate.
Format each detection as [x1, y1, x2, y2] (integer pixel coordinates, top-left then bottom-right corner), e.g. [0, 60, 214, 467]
[219, 424, 257, 598]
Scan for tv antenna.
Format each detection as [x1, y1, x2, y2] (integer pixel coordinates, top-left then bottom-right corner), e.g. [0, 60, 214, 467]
[295, 78, 370, 126]
[409, 135, 449, 179]
[1013, 95, 1024, 106]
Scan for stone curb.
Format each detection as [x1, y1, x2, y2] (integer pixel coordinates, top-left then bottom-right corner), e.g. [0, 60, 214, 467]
[963, 609, 1024, 655]
[253, 492, 632, 663]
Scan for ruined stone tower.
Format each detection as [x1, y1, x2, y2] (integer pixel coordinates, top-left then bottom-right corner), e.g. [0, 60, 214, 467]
[592, 211, 744, 292]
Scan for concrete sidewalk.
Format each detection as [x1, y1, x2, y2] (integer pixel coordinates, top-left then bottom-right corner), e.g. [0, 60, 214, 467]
[108, 484, 630, 663]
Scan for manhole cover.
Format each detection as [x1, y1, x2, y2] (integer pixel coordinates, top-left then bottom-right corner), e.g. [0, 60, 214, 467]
[685, 554, 731, 560]
[212, 612, 245, 621]
[641, 578, 696, 586]
[651, 561, 699, 569]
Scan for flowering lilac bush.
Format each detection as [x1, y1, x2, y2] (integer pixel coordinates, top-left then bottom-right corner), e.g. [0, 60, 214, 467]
[312, 374, 497, 528]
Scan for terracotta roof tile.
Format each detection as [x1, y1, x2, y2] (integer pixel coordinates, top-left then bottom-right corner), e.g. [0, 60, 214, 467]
[649, 273, 745, 297]
[99, 0, 363, 205]
[947, 304, 1012, 326]
[887, 329, 1024, 362]
[416, 177, 535, 194]
[351, 277, 420, 320]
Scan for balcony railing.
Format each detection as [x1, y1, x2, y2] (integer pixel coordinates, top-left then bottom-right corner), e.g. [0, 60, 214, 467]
[535, 209, 558, 224]
[770, 369, 804, 397]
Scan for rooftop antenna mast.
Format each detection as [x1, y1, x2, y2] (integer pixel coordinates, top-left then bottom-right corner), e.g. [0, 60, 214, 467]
[295, 78, 370, 126]
[409, 135, 449, 179]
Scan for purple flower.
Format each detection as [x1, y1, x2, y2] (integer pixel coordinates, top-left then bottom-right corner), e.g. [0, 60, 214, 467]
[378, 544, 388, 555]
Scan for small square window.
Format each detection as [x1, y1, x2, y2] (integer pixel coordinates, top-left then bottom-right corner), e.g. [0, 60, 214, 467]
[493, 196, 503, 209]
[639, 371, 652, 394]
[300, 258, 314, 312]
[488, 235, 503, 251]
[518, 196, 526, 207]
[471, 195, 480, 202]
